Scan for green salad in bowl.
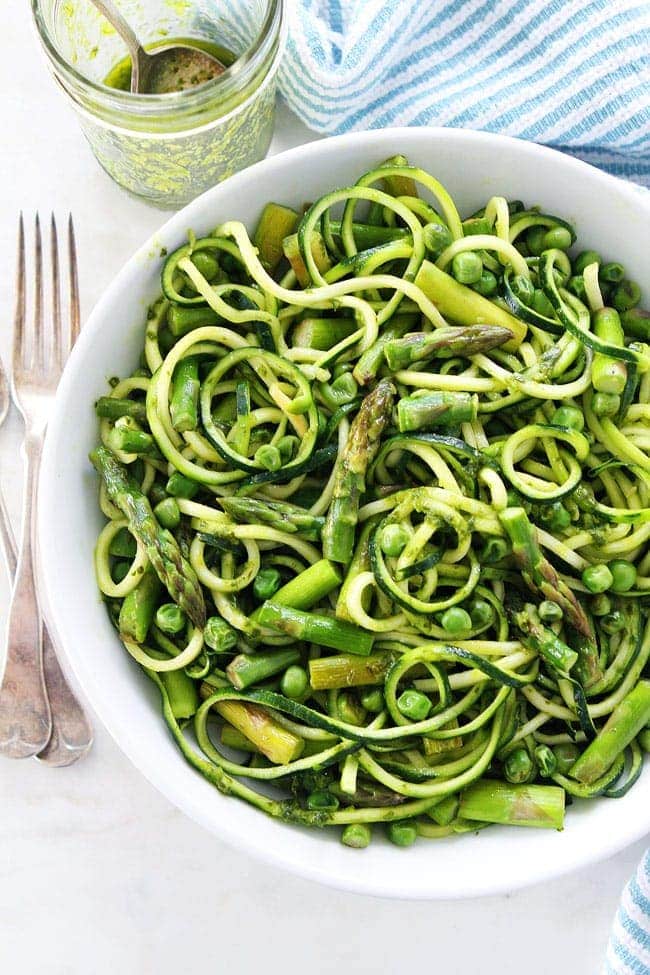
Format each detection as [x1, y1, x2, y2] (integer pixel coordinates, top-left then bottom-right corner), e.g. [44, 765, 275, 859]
[88, 152, 650, 852]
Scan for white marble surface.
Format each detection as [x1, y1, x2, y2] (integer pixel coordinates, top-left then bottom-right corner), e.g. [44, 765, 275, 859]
[0, 4, 647, 972]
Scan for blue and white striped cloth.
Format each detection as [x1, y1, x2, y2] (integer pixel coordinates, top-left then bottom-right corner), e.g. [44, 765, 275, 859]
[604, 851, 650, 974]
[279, 0, 650, 185]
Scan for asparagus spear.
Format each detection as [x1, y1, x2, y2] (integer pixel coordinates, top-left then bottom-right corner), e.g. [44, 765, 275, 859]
[118, 567, 162, 643]
[458, 780, 565, 829]
[257, 602, 375, 655]
[499, 507, 590, 637]
[95, 396, 147, 424]
[569, 680, 650, 785]
[220, 496, 324, 541]
[91, 446, 206, 627]
[353, 315, 417, 385]
[397, 391, 478, 432]
[322, 379, 396, 563]
[510, 603, 578, 673]
[384, 325, 512, 371]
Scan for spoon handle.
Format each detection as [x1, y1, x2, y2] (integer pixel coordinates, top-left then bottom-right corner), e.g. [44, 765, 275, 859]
[88, 0, 147, 91]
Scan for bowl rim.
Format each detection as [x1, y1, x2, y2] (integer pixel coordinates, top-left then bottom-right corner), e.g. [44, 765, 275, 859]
[39, 126, 650, 899]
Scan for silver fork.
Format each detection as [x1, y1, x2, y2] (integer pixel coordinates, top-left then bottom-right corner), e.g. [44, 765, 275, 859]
[0, 215, 92, 763]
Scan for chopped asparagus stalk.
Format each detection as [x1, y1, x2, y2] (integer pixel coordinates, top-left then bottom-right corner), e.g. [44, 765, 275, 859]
[226, 648, 301, 690]
[200, 684, 304, 764]
[414, 260, 526, 348]
[118, 567, 162, 643]
[258, 602, 375, 656]
[308, 652, 394, 690]
[283, 230, 332, 287]
[459, 780, 565, 829]
[170, 357, 200, 433]
[512, 604, 578, 673]
[397, 391, 478, 432]
[254, 202, 299, 271]
[569, 680, 650, 785]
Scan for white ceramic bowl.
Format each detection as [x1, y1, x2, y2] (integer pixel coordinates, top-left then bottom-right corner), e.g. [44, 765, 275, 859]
[39, 128, 650, 898]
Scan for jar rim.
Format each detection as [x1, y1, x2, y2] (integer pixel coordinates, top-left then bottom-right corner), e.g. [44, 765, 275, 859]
[31, 0, 283, 114]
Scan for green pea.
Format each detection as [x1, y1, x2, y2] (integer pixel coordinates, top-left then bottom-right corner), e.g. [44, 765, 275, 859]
[543, 226, 572, 251]
[380, 523, 410, 557]
[360, 688, 385, 713]
[397, 689, 431, 721]
[504, 747, 534, 784]
[609, 559, 637, 593]
[422, 222, 452, 256]
[155, 603, 187, 635]
[511, 274, 535, 306]
[538, 600, 563, 623]
[540, 502, 571, 532]
[600, 262, 625, 284]
[204, 617, 237, 653]
[550, 405, 584, 431]
[451, 251, 483, 285]
[526, 226, 547, 256]
[591, 593, 612, 617]
[591, 391, 620, 417]
[581, 563, 613, 594]
[341, 824, 371, 849]
[387, 821, 418, 847]
[166, 472, 199, 499]
[306, 790, 339, 811]
[534, 744, 558, 778]
[154, 497, 181, 530]
[472, 270, 498, 297]
[280, 665, 309, 700]
[469, 599, 493, 628]
[553, 742, 580, 774]
[440, 606, 473, 636]
[254, 444, 282, 471]
[253, 567, 282, 601]
[574, 250, 601, 275]
[612, 280, 642, 313]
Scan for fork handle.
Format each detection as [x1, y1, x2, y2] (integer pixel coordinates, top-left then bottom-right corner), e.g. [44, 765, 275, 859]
[0, 433, 51, 758]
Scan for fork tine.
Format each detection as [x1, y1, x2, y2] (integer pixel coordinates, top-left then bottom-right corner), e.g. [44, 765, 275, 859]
[33, 213, 45, 373]
[50, 214, 63, 370]
[68, 215, 81, 350]
[12, 214, 25, 379]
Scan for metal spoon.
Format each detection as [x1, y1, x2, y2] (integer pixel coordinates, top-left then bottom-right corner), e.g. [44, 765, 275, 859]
[90, 0, 225, 94]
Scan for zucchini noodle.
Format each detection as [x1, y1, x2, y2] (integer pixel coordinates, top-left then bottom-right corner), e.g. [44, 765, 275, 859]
[91, 156, 650, 849]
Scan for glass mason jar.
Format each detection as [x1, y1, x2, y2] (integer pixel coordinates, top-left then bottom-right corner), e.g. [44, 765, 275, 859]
[32, 0, 285, 208]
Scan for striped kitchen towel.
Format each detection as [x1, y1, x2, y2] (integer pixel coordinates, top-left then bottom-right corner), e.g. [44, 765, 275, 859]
[604, 850, 650, 974]
[278, 0, 650, 185]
